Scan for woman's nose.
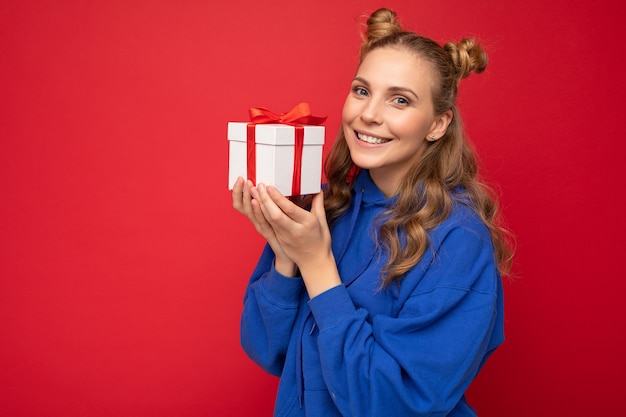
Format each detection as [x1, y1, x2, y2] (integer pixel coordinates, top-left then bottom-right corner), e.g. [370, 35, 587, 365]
[360, 100, 383, 124]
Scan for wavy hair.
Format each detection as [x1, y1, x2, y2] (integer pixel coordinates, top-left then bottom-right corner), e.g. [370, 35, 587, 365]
[323, 8, 514, 287]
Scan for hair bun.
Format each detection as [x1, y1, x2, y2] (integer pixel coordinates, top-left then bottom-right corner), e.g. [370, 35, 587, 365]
[444, 38, 488, 80]
[364, 8, 403, 42]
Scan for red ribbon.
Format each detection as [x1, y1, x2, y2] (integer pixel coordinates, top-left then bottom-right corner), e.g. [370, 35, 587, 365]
[246, 103, 326, 195]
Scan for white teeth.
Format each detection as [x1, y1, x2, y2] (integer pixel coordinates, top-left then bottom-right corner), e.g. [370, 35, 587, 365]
[357, 132, 390, 144]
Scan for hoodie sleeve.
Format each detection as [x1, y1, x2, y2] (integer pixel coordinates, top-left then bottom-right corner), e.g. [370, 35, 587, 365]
[240, 244, 305, 376]
[308, 220, 503, 416]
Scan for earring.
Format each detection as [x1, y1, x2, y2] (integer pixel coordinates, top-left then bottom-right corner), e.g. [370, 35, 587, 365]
[427, 134, 437, 142]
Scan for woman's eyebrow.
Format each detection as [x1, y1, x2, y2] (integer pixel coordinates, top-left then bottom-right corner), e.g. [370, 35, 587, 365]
[352, 77, 419, 100]
[352, 76, 370, 85]
[388, 86, 419, 100]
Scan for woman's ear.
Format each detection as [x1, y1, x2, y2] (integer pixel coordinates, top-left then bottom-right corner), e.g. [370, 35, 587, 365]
[426, 109, 453, 141]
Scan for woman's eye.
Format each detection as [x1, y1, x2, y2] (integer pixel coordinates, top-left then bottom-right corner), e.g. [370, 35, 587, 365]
[353, 86, 368, 96]
[393, 96, 409, 105]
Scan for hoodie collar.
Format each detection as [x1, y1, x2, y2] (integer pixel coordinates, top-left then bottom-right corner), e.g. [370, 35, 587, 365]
[353, 170, 397, 207]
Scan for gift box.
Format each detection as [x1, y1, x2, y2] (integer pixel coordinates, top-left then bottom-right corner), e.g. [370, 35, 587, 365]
[227, 104, 326, 197]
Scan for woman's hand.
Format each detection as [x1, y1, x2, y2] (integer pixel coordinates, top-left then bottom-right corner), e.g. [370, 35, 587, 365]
[231, 177, 297, 276]
[249, 183, 341, 298]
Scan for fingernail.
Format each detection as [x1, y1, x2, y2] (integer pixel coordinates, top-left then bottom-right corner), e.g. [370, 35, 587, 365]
[258, 183, 266, 193]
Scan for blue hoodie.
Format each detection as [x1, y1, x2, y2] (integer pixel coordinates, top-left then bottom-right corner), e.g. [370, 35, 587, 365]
[240, 171, 504, 417]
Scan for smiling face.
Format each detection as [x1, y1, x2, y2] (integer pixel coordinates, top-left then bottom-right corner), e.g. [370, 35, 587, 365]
[342, 47, 451, 197]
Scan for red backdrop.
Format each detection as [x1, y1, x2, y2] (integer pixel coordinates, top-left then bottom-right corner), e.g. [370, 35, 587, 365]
[1, 0, 625, 416]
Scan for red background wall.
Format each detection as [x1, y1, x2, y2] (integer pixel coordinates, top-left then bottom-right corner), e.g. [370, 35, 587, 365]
[1, 0, 624, 416]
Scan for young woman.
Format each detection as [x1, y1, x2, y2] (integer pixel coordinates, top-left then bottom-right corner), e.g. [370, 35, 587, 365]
[232, 7, 513, 417]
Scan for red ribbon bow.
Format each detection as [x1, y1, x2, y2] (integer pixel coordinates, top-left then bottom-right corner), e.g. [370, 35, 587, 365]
[246, 103, 326, 196]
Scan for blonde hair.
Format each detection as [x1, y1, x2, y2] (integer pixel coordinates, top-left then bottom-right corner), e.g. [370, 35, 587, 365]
[324, 8, 514, 287]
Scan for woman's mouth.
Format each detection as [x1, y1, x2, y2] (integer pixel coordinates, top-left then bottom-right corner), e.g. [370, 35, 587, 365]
[356, 131, 391, 144]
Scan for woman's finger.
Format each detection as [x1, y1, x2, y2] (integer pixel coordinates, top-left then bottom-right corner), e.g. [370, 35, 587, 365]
[263, 185, 313, 226]
[233, 178, 272, 237]
[251, 197, 273, 235]
[252, 184, 293, 227]
[231, 176, 245, 213]
[310, 191, 328, 226]
[240, 180, 257, 218]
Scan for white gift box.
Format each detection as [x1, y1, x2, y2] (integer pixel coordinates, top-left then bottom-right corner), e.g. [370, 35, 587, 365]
[227, 122, 325, 196]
